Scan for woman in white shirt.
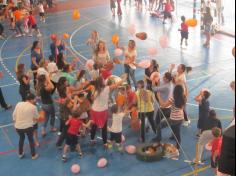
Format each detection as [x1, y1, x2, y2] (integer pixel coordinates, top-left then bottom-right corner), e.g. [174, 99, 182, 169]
[90, 75, 127, 148]
[92, 40, 110, 68]
[13, 93, 39, 160]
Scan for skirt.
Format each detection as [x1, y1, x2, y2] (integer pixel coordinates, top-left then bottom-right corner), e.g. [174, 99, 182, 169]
[90, 109, 109, 128]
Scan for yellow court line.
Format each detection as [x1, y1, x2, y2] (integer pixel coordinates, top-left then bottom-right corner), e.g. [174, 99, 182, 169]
[15, 45, 32, 72]
[182, 165, 211, 176]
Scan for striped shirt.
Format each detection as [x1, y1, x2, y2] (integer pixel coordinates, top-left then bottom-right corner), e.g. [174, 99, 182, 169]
[169, 98, 184, 121]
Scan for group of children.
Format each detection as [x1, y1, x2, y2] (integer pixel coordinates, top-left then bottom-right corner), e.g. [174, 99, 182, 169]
[0, 0, 46, 38]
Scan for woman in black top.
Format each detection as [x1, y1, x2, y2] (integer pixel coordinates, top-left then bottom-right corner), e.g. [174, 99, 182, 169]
[31, 41, 43, 88]
[16, 64, 31, 101]
[145, 60, 159, 90]
[37, 75, 56, 137]
[57, 77, 69, 99]
[56, 53, 66, 70]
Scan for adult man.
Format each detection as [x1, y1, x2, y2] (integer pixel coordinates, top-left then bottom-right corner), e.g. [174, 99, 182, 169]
[0, 71, 12, 110]
[13, 93, 39, 160]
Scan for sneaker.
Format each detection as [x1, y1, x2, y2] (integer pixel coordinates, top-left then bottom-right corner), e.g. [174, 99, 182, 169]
[183, 120, 191, 127]
[35, 142, 40, 147]
[15, 34, 22, 38]
[18, 153, 25, 159]
[37, 33, 42, 37]
[32, 154, 39, 160]
[4, 104, 12, 110]
[62, 155, 67, 162]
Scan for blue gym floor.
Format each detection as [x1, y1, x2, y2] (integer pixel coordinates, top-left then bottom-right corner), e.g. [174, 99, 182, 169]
[0, 4, 235, 176]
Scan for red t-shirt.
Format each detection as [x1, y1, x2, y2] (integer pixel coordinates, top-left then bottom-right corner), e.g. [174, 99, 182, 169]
[165, 3, 173, 12]
[211, 137, 223, 158]
[181, 23, 189, 32]
[29, 15, 37, 26]
[67, 118, 82, 135]
[127, 91, 136, 107]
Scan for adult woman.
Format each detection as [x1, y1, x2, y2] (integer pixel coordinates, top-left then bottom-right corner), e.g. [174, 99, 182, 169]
[13, 93, 39, 160]
[37, 75, 56, 137]
[56, 53, 66, 71]
[203, 7, 213, 48]
[62, 64, 76, 85]
[57, 77, 70, 100]
[16, 64, 31, 101]
[90, 75, 127, 148]
[31, 41, 43, 88]
[123, 40, 137, 89]
[135, 80, 156, 143]
[170, 64, 191, 126]
[50, 39, 65, 62]
[157, 85, 187, 149]
[93, 40, 110, 68]
[145, 60, 159, 90]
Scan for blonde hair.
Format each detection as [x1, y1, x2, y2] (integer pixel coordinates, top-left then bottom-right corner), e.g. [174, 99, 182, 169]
[94, 40, 107, 56]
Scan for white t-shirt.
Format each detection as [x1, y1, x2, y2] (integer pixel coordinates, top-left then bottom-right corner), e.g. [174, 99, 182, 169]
[38, 4, 45, 13]
[37, 67, 49, 77]
[47, 62, 58, 74]
[13, 102, 39, 129]
[110, 113, 126, 133]
[92, 86, 110, 112]
[124, 48, 137, 69]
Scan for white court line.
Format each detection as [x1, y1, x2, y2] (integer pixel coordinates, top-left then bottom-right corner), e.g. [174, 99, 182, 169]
[0, 123, 13, 129]
[0, 82, 19, 88]
[187, 75, 212, 82]
[187, 103, 233, 112]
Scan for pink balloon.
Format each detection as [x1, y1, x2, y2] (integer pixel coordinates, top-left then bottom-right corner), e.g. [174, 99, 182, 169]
[150, 72, 161, 83]
[71, 164, 81, 174]
[97, 158, 108, 168]
[125, 145, 136, 154]
[114, 48, 123, 57]
[128, 24, 136, 35]
[205, 141, 212, 151]
[148, 47, 158, 56]
[159, 35, 169, 48]
[86, 59, 95, 71]
[138, 59, 151, 69]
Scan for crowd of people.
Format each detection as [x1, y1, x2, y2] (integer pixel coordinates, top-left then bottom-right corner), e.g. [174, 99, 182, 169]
[0, 0, 235, 176]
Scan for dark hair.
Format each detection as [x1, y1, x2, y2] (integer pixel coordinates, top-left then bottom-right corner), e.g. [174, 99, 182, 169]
[31, 41, 40, 51]
[180, 64, 192, 74]
[71, 110, 82, 118]
[181, 16, 186, 22]
[16, 64, 25, 80]
[77, 70, 86, 82]
[209, 109, 217, 120]
[49, 55, 54, 62]
[29, 11, 33, 15]
[94, 76, 105, 95]
[57, 77, 67, 87]
[212, 127, 222, 138]
[164, 72, 173, 82]
[26, 93, 36, 101]
[57, 53, 65, 70]
[203, 90, 211, 100]
[93, 63, 99, 70]
[137, 80, 145, 89]
[173, 85, 187, 108]
[63, 64, 70, 73]
[111, 104, 119, 114]
[36, 75, 46, 95]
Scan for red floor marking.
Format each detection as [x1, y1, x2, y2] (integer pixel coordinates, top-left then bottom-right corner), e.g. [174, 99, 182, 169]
[0, 149, 17, 155]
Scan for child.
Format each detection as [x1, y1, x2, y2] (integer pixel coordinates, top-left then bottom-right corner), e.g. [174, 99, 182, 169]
[108, 104, 129, 147]
[163, 0, 173, 24]
[62, 111, 91, 162]
[117, 0, 122, 16]
[87, 30, 100, 51]
[38, 1, 46, 23]
[110, 0, 116, 17]
[179, 16, 189, 47]
[28, 11, 42, 37]
[89, 63, 100, 81]
[195, 89, 211, 137]
[211, 127, 223, 175]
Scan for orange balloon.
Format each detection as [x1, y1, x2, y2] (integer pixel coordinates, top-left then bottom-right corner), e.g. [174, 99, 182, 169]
[136, 32, 148, 40]
[38, 110, 46, 123]
[116, 94, 126, 107]
[72, 10, 80, 20]
[63, 33, 70, 39]
[186, 19, 198, 27]
[112, 34, 119, 45]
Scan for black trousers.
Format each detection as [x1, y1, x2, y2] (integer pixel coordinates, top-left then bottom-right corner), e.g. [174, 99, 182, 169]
[56, 119, 68, 147]
[156, 108, 171, 126]
[16, 127, 36, 156]
[0, 88, 7, 108]
[91, 122, 108, 144]
[140, 111, 156, 143]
